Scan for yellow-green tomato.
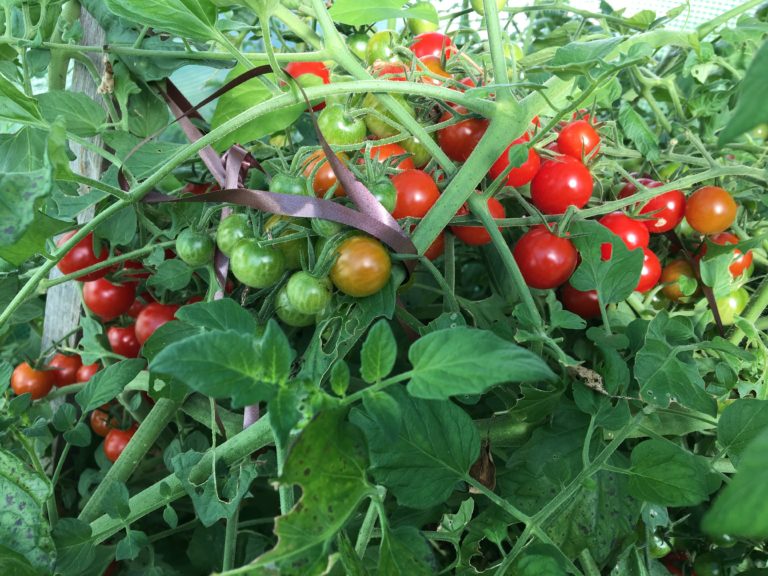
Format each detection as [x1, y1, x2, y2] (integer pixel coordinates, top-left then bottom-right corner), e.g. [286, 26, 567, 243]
[751, 123, 768, 140]
[275, 285, 316, 327]
[715, 287, 748, 326]
[366, 30, 399, 65]
[407, 1, 439, 34]
[401, 136, 432, 168]
[362, 92, 415, 138]
[471, 0, 506, 16]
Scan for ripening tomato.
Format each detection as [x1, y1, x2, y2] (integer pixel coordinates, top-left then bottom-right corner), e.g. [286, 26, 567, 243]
[419, 56, 453, 86]
[489, 137, 541, 187]
[303, 150, 349, 198]
[635, 248, 661, 292]
[82, 279, 136, 322]
[184, 181, 218, 196]
[76, 363, 100, 383]
[661, 259, 697, 301]
[560, 282, 601, 319]
[410, 32, 456, 61]
[513, 227, 578, 289]
[619, 179, 686, 233]
[700, 232, 753, 277]
[107, 325, 141, 358]
[370, 179, 398, 213]
[363, 93, 415, 138]
[557, 120, 601, 160]
[49, 353, 82, 387]
[11, 362, 54, 400]
[135, 302, 180, 345]
[103, 425, 137, 463]
[451, 196, 505, 246]
[365, 143, 415, 171]
[438, 106, 489, 162]
[598, 212, 650, 259]
[90, 407, 118, 438]
[391, 169, 441, 219]
[285, 61, 330, 110]
[330, 236, 392, 297]
[685, 186, 738, 234]
[56, 232, 109, 282]
[530, 156, 593, 214]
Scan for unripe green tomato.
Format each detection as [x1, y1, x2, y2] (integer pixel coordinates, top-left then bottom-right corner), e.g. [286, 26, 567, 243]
[176, 229, 215, 267]
[751, 123, 768, 140]
[286, 271, 333, 315]
[648, 535, 672, 559]
[366, 30, 399, 65]
[317, 103, 367, 146]
[658, 162, 683, 180]
[270, 173, 307, 195]
[710, 533, 737, 548]
[347, 32, 370, 61]
[471, 0, 506, 16]
[401, 136, 432, 168]
[312, 218, 343, 238]
[407, 1, 439, 34]
[370, 179, 397, 213]
[715, 287, 748, 326]
[230, 239, 285, 289]
[363, 92, 415, 138]
[693, 552, 724, 576]
[264, 215, 309, 270]
[275, 285, 316, 327]
[216, 214, 252, 257]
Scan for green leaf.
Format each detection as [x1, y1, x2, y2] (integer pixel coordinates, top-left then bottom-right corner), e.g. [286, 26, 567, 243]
[0, 128, 47, 172]
[102, 483, 131, 520]
[101, 131, 184, 179]
[378, 526, 434, 576]
[210, 66, 304, 151]
[407, 327, 555, 399]
[718, 40, 768, 145]
[163, 505, 178, 529]
[618, 102, 660, 161]
[0, 545, 44, 576]
[95, 206, 137, 247]
[718, 399, 768, 467]
[104, 0, 218, 41]
[37, 91, 106, 137]
[568, 220, 644, 305]
[628, 440, 713, 507]
[127, 86, 169, 138]
[75, 359, 146, 412]
[360, 319, 397, 383]
[51, 518, 94, 576]
[175, 299, 258, 334]
[260, 320, 294, 387]
[63, 422, 92, 448]
[330, 360, 350, 397]
[0, 167, 54, 247]
[361, 390, 401, 440]
[511, 543, 568, 576]
[0, 75, 45, 126]
[702, 429, 768, 538]
[328, 0, 438, 26]
[254, 409, 373, 574]
[551, 37, 624, 67]
[115, 530, 148, 561]
[269, 384, 304, 448]
[146, 259, 192, 292]
[0, 211, 69, 266]
[351, 388, 479, 508]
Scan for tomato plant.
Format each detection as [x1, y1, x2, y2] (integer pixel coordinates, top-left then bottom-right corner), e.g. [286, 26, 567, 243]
[103, 426, 137, 463]
[530, 156, 594, 214]
[135, 303, 180, 345]
[82, 279, 137, 322]
[330, 236, 391, 297]
[513, 226, 578, 289]
[391, 169, 440, 219]
[48, 353, 82, 387]
[11, 362, 54, 400]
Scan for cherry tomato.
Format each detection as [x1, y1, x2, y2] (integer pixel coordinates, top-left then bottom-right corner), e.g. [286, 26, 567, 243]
[56, 231, 109, 282]
[216, 214, 253, 258]
[103, 426, 137, 463]
[370, 179, 398, 213]
[347, 32, 370, 61]
[685, 186, 738, 234]
[598, 212, 650, 259]
[557, 120, 601, 160]
[275, 285, 316, 327]
[264, 215, 309, 270]
[366, 30, 399, 64]
[303, 150, 349, 198]
[371, 61, 408, 82]
[402, 136, 432, 168]
[451, 196, 505, 246]
[230, 239, 286, 289]
[107, 325, 141, 358]
[423, 231, 446, 260]
[619, 179, 686, 233]
[438, 106, 489, 162]
[11, 362, 54, 400]
[365, 143, 416, 171]
[648, 535, 672, 559]
[489, 137, 541, 187]
[470, 0, 505, 15]
[317, 103, 367, 146]
[176, 229, 214, 268]
[49, 353, 82, 387]
[330, 236, 392, 297]
[419, 56, 452, 86]
[184, 181, 218, 196]
[410, 32, 456, 61]
[285, 61, 330, 111]
[407, 1, 439, 34]
[90, 407, 118, 438]
[123, 259, 150, 280]
[530, 156, 593, 214]
[127, 293, 154, 319]
[693, 552, 724, 576]
[391, 169, 440, 219]
[701, 232, 753, 277]
[661, 259, 698, 301]
[560, 282, 601, 319]
[270, 173, 307, 196]
[82, 279, 136, 322]
[716, 287, 748, 326]
[513, 227, 578, 289]
[636, 248, 661, 292]
[135, 302, 180, 345]
[76, 363, 100, 383]
[362, 93, 414, 138]
[286, 271, 333, 315]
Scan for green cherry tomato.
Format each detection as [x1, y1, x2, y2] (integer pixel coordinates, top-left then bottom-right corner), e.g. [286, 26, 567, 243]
[648, 535, 672, 559]
[216, 214, 252, 257]
[407, 1, 439, 34]
[363, 92, 415, 138]
[693, 553, 724, 576]
[275, 285, 316, 327]
[176, 229, 214, 267]
[715, 287, 748, 326]
[317, 103, 367, 146]
[264, 215, 309, 270]
[270, 173, 307, 196]
[365, 30, 399, 65]
[370, 179, 397, 213]
[471, 0, 506, 16]
[711, 533, 737, 548]
[347, 32, 370, 61]
[402, 136, 433, 168]
[312, 218, 343, 238]
[286, 271, 333, 315]
[230, 239, 285, 289]
[751, 123, 768, 140]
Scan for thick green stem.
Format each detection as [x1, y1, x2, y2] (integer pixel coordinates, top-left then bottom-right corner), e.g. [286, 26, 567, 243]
[578, 549, 602, 576]
[354, 498, 379, 557]
[273, 4, 323, 50]
[48, 0, 81, 90]
[697, 0, 765, 39]
[274, 434, 295, 514]
[729, 276, 768, 345]
[222, 504, 240, 571]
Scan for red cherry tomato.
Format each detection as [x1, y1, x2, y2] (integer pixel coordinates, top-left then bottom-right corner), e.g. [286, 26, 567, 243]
[560, 282, 602, 319]
[410, 32, 456, 61]
[437, 106, 489, 163]
[184, 182, 219, 196]
[619, 179, 686, 233]
[636, 248, 662, 292]
[365, 143, 416, 170]
[107, 325, 141, 358]
[598, 212, 650, 259]
[513, 226, 578, 289]
[82, 279, 136, 322]
[56, 232, 109, 282]
[126, 292, 155, 318]
[90, 407, 118, 438]
[489, 136, 541, 187]
[11, 362, 54, 400]
[530, 156, 593, 214]
[49, 353, 82, 387]
[123, 259, 150, 280]
[103, 425, 137, 463]
[76, 363, 100, 383]
[135, 303, 180, 345]
[390, 169, 441, 219]
[423, 232, 446, 260]
[451, 196, 505, 246]
[303, 150, 349, 198]
[372, 61, 408, 81]
[699, 232, 753, 277]
[419, 55, 453, 86]
[685, 186, 738, 234]
[285, 61, 330, 111]
[557, 120, 601, 160]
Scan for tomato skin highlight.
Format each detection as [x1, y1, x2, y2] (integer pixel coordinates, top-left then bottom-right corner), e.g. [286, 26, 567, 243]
[661, 259, 698, 301]
[560, 282, 602, 319]
[56, 231, 110, 282]
[103, 425, 137, 463]
[437, 107, 489, 162]
[451, 196, 505, 246]
[619, 179, 686, 233]
[11, 362, 54, 400]
[49, 353, 82, 387]
[530, 156, 593, 214]
[598, 212, 650, 259]
[82, 279, 137, 322]
[685, 186, 738, 234]
[410, 32, 456, 61]
[135, 302, 180, 345]
[76, 363, 100, 383]
[365, 143, 415, 171]
[107, 325, 141, 358]
[635, 248, 662, 292]
[513, 227, 578, 290]
[557, 120, 601, 160]
[330, 236, 392, 297]
[391, 169, 440, 219]
[489, 137, 541, 187]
